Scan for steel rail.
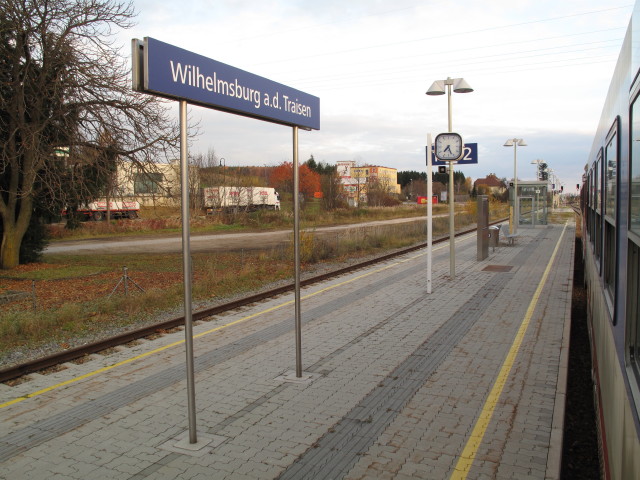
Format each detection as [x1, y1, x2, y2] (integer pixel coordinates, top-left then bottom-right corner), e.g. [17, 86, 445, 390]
[0, 221, 499, 383]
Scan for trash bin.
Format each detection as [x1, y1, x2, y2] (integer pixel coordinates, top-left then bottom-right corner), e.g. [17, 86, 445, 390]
[489, 226, 500, 249]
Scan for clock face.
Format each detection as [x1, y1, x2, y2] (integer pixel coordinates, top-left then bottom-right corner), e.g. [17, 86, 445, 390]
[435, 133, 463, 161]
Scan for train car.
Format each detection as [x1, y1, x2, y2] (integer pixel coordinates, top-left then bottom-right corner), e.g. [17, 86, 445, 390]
[581, 4, 640, 479]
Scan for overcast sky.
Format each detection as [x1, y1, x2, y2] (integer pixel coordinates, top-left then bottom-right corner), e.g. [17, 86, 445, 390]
[121, 0, 635, 192]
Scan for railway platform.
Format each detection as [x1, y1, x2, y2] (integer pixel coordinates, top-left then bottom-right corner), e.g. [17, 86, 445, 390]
[0, 222, 575, 479]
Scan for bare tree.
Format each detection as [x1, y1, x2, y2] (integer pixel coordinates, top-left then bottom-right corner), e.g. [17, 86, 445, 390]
[191, 147, 220, 189]
[0, 0, 180, 269]
[320, 169, 343, 210]
[368, 175, 399, 207]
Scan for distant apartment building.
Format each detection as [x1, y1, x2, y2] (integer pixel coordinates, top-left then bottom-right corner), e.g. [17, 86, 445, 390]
[336, 161, 401, 206]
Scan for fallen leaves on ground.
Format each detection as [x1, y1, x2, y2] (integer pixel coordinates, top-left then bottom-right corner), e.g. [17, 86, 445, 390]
[1, 262, 182, 313]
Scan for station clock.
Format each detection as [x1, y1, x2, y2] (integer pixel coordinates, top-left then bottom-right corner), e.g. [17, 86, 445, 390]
[434, 133, 463, 161]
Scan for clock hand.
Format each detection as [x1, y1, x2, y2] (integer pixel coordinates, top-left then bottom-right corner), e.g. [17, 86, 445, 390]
[444, 145, 452, 154]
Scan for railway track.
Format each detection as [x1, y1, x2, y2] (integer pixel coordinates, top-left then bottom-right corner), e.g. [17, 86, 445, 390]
[0, 222, 499, 383]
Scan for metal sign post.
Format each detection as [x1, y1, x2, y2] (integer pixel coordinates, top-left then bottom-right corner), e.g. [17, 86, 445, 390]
[449, 159, 455, 278]
[293, 126, 303, 377]
[132, 37, 320, 441]
[180, 100, 197, 444]
[426, 133, 433, 294]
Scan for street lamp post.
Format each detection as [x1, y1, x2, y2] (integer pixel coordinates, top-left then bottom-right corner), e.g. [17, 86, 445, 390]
[531, 159, 543, 180]
[548, 168, 558, 209]
[504, 138, 527, 235]
[427, 77, 473, 279]
[219, 157, 226, 185]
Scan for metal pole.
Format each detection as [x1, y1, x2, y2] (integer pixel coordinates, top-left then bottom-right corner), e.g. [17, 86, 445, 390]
[180, 100, 197, 444]
[293, 126, 302, 378]
[447, 79, 453, 132]
[514, 144, 518, 235]
[447, 81, 455, 279]
[427, 134, 433, 294]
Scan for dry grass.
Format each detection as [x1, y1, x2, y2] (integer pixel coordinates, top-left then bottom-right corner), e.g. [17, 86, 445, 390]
[1, 200, 509, 363]
[47, 202, 452, 242]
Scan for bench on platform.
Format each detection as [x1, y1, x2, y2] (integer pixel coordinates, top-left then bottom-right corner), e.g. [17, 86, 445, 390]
[499, 224, 519, 245]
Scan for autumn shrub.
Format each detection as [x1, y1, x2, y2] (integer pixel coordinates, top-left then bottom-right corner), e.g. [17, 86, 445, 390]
[381, 195, 402, 207]
[464, 199, 478, 218]
[286, 229, 317, 264]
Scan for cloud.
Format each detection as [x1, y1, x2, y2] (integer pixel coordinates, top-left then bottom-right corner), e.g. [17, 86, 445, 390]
[123, 0, 634, 191]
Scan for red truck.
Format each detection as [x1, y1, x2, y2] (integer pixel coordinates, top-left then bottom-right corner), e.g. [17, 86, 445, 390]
[416, 196, 439, 205]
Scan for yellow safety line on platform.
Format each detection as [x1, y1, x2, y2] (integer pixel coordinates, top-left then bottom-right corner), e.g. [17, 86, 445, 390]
[2, 241, 457, 410]
[450, 223, 567, 480]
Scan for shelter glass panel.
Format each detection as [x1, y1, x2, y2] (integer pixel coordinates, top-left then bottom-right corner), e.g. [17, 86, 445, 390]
[517, 184, 547, 226]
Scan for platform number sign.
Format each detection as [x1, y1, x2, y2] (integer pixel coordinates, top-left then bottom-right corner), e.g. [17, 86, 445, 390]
[426, 143, 478, 166]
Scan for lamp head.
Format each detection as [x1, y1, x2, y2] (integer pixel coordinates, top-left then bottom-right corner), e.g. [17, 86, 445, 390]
[426, 80, 445, 95]
[504, 138, 527, 147]
[453, 78, 473, 93]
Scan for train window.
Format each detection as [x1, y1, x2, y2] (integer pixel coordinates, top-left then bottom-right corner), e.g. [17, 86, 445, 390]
[633, 157, 640, 235]
[631, 96, 640, 383]
[632, 106, 640, 234]
[595, 155, 603, 263]
[629, 242, 640, 383]
[589, 168, 597, 248]
[590, 167, 595, 210]
[604, 223, 616, 301]
[631, 98, 640, 235]
[605, 132, 617, 219]
[596, 157, 601, 214]
[586, 171, 592, 242]
[604, 127, 618, 302]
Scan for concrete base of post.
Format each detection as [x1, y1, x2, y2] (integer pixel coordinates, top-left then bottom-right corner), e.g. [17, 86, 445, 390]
[160, 431, 226, 456]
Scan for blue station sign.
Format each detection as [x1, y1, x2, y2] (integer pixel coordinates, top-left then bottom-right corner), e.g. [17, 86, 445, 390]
[426, 143, 478, 166]
[132, 37, 320, 130]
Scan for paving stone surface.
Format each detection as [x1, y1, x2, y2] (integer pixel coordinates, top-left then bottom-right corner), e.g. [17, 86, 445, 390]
[0, 223, 574, 479]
